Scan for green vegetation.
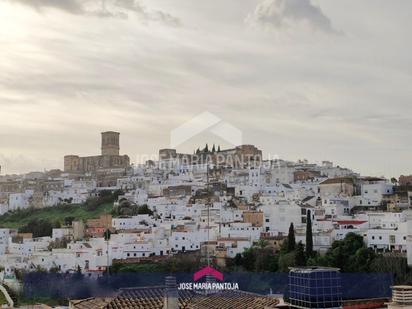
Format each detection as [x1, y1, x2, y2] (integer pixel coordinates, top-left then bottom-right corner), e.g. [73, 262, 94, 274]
[112, 201, 153, 217]
[0, 290, 8, 306]
[305, 210, 314, 257]
[19, 219, 61, 238]
[0, 202, 113, 230]
[18, 296, 68, 307]
[0, 190, 122, 230]
[111, 252, 202, 273]
[229, 240, 278, 272]
[228, 232, 412, 284]
[287, 223, 296, 252]
[84, 190, 123, 211]
[2, 284, 17, 307]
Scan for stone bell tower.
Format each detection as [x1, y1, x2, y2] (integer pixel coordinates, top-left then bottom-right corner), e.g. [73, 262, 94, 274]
[101, 131, 120, 156]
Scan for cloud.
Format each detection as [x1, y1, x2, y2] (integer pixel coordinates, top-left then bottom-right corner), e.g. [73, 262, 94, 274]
[8, 0, 85, 14]
[8, 0, 180, 26]
[246, 0, 340, 34]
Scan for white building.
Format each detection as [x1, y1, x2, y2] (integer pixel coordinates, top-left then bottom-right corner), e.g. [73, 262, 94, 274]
[367, 222, 407, 253]
[112, 215, 154, 230]
[8, 190, 33, 211]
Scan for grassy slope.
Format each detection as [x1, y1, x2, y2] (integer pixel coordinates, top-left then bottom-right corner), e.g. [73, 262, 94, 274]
[0, 290, 7, 305]
[0, 202, 113, 229]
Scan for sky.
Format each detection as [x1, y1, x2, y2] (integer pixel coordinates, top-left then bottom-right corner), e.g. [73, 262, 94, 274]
[0, 0, 411, 177]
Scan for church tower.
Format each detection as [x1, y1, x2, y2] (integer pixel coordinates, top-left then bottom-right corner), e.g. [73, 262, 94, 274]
[101, 131, 120, 156]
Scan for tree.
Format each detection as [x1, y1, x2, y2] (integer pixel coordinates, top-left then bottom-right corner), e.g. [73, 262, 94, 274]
[85, 197, 100, 211]
[348, 247, 375, 272]
[19, 218, 56, 238]
[306, 210, 314, 257]
[73, 265, 84, 281]
[287, 223, 296, 252]
[64, 216, 75, 226]
[391, 177, 398, 185]
[115, 199, 133, 216]
[48, 237, 69, 250]
[104, 229, 111, 241]
[231, 241, 277, 272]
[370, 254, 411, 284]
[322, 233, 367, 271]
[295, 242, 306, 266]
[217, 145, 221, 152]
[212, 144, 216, 152]
[53, 220, 61, 229]
[240, 247, 256, 271]
[278, 252, 295, 272]
[204, 143, 209, 152]
[137, 204, 154, 216]
[255, 247, 277, 272]
[234, 253, 243, 267]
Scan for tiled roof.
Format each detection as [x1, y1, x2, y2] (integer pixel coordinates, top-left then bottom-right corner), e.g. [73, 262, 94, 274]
[335, 220, 367, 225]
[106, 286, 194, 309]
[70, 287, 279, 309]
[188, 290, 279, 309]
[71, 297, 114, 309]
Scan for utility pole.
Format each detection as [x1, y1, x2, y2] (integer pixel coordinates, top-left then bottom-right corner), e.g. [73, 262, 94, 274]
[104, 229, 111, 276]
[207, 163, 210, 267]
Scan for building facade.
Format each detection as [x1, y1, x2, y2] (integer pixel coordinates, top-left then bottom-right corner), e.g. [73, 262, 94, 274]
[64, 131, 130, 174]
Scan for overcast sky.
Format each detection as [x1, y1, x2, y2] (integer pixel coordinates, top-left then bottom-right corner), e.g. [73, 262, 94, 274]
[0, 0, 411, 177]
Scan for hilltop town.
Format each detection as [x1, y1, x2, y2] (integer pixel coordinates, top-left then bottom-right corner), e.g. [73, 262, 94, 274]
[0, 131, 412, 292]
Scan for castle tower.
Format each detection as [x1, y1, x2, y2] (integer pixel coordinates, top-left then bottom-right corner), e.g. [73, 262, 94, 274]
[101, 131, 120, 156]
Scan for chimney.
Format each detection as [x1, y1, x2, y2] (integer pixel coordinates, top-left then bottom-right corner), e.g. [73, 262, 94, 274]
[164, 276, 178, 309]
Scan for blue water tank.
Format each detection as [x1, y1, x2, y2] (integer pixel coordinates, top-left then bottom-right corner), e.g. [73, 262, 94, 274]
[288, 267, 342, 309]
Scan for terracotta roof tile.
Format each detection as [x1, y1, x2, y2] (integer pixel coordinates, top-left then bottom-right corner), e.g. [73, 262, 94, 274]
[71, 287, 279, 309]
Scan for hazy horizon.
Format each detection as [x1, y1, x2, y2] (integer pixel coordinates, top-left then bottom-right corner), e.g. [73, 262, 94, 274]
[1, 0, 411, 177]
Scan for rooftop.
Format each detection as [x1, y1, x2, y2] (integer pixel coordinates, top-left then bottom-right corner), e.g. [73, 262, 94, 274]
[70, 286, 279, 309]
[320, 177, 356, 185]
[289, 266, 340, 273]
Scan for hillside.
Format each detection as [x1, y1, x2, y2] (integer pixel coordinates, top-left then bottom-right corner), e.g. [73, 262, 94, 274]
[0, 202, 113, 229]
